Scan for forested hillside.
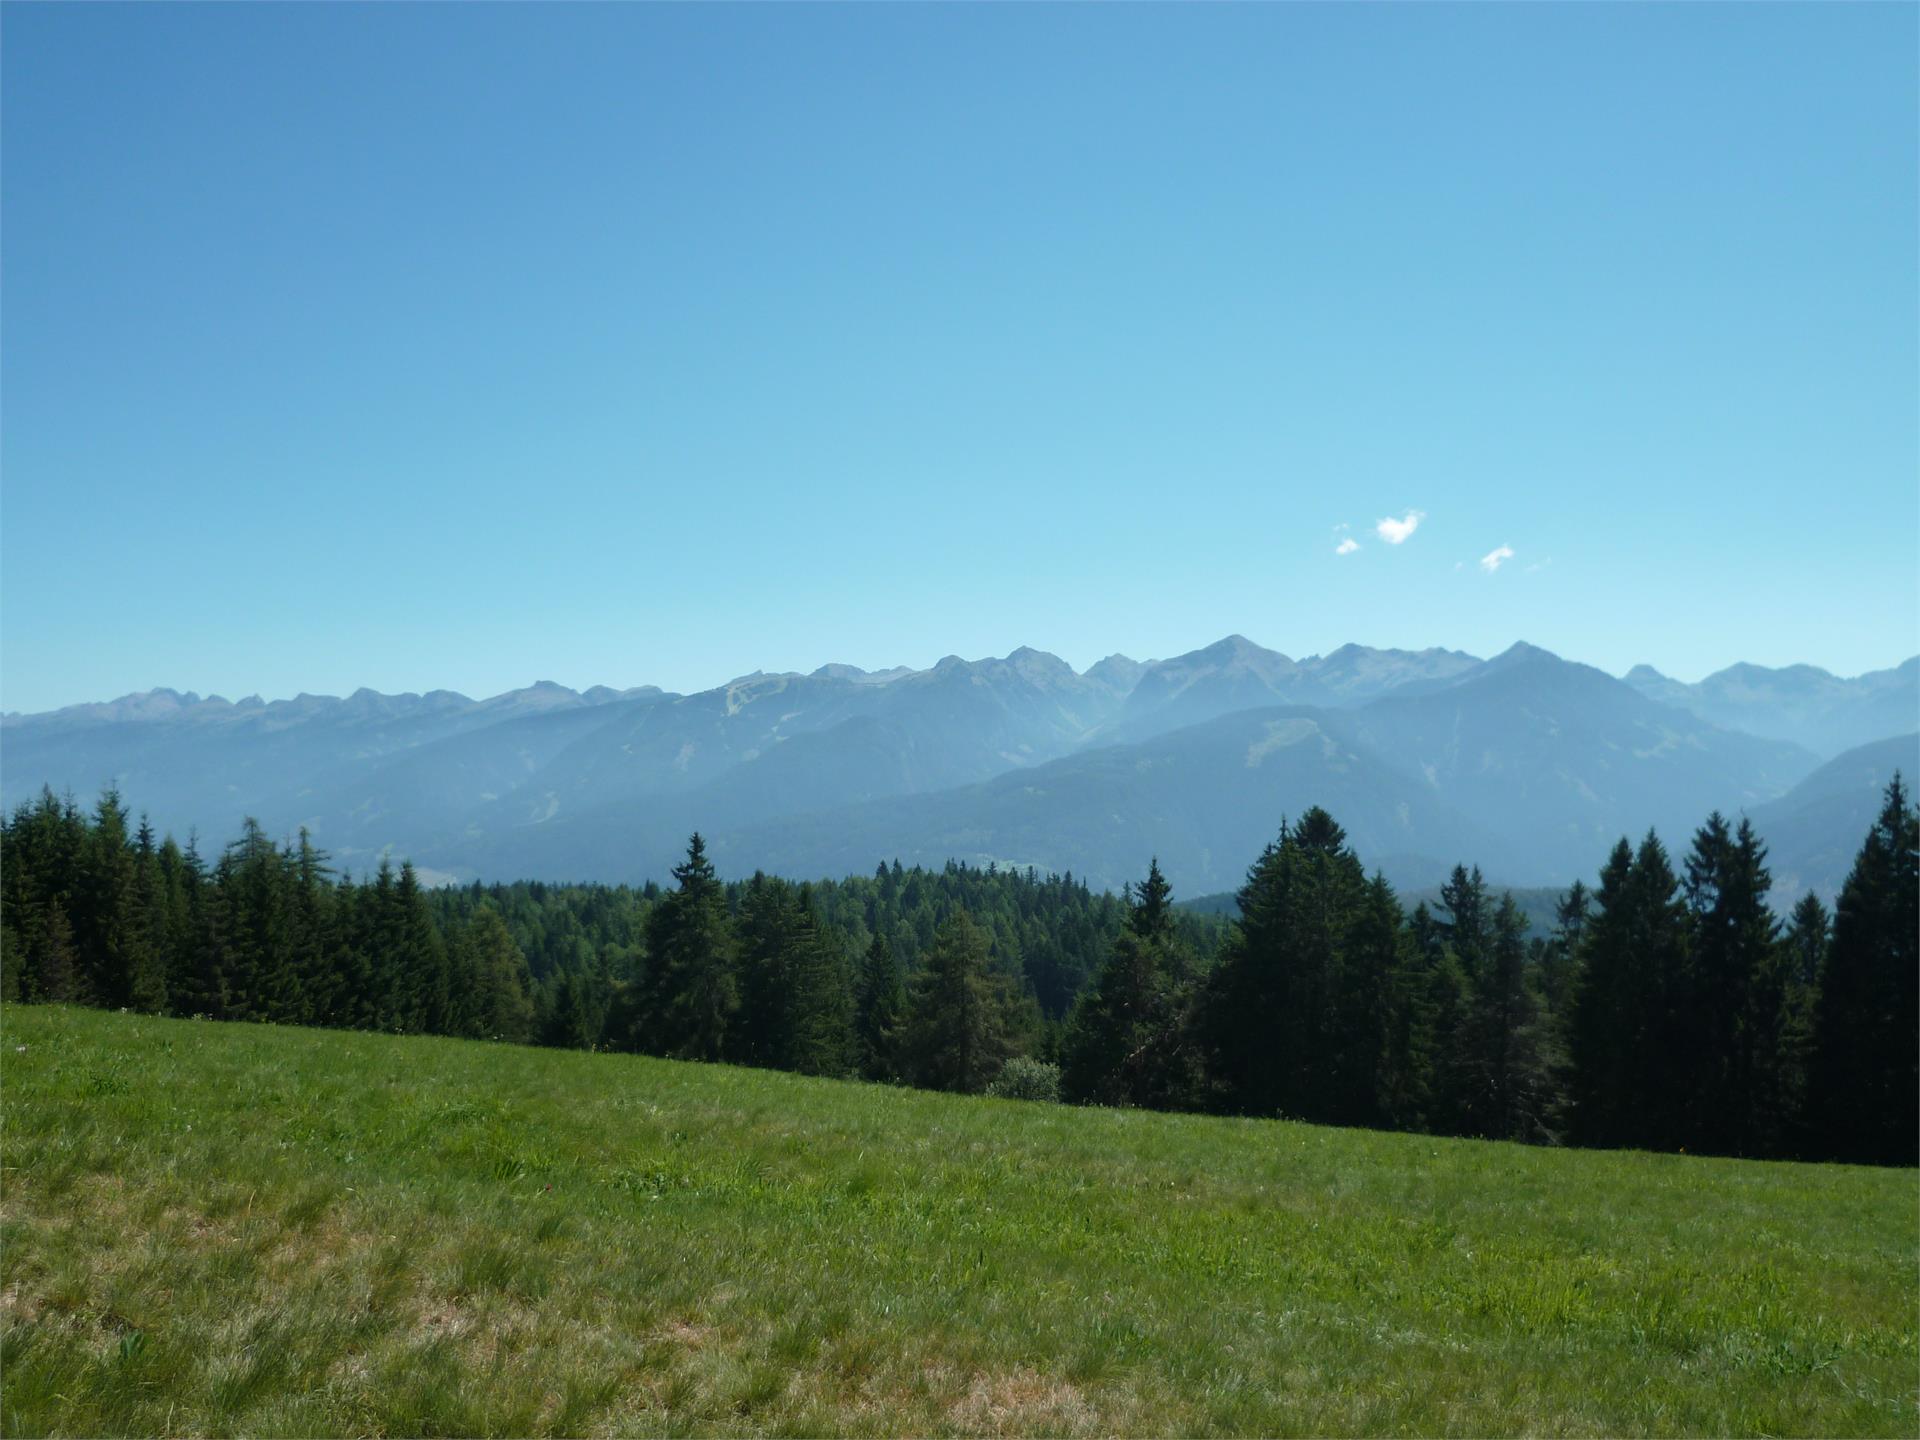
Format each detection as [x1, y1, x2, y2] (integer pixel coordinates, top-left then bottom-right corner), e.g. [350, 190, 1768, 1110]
[5, 773, 1912, 1166]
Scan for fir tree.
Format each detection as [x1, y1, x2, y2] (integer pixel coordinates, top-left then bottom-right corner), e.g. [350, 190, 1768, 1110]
[731, 873, 800, 1067]
[855, 934, 907, 1081]
[1455, 893, 1551, 1142]
[1678, 814, 1784, 1156]
[29, 901, 80, 1004]
[126, 817, 170, 1013]
[638, 834, 738, 1061]
[1808, 775, 1919, 1165]
[784, 886, 856, 1077]
[461, 907, 536, 1043]
[902, 909, 1018, 1093]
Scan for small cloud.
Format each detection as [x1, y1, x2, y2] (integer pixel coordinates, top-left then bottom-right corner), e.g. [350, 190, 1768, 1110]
[1335, 537, 1360, 555]
[1480, 544, 1515, 574]
[1524, 556, 1553, 574]
[1375, 510, 1425, 545]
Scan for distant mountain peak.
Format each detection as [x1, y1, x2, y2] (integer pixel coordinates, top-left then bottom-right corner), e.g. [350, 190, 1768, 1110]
[1487, 640, 1562, 667]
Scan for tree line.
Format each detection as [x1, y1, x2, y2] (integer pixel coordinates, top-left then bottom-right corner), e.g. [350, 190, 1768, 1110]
[3, 778, 1912, 1165]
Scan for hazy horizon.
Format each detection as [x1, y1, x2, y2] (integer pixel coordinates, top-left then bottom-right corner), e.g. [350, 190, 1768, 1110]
[9, 631, 1920, 719]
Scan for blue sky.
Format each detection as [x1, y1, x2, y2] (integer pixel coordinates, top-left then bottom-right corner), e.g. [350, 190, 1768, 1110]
[4, 4, 1914, 713]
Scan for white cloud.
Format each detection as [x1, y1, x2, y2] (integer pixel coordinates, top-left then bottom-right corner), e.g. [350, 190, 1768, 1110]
[1480, 544, 1515, 574]
[1335, 537, 1360, 555]
[1375, 510, 1424, 545]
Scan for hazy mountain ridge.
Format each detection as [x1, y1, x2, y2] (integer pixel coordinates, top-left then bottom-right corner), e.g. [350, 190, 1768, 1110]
[1622, 656, 1918, 758]
[3, 639, 1908, 899]
[1744, 733, 1920, 906]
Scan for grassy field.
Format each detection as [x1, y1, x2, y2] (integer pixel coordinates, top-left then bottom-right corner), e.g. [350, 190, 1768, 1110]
[1, 1006, 1914, 1437]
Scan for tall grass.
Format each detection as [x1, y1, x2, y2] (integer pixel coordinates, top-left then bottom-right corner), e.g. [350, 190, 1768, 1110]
[2, 1005, 1914, 1436]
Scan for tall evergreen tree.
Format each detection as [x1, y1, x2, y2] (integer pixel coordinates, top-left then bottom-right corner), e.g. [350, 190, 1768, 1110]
[76, 788, 137, 1007]
[1678, 814, 1785, 1156]
[1061, 861, 1195, 1108]
[1454, 893, 1551, 1141]
[458, 906, 537, 1043]
[638, 834, 737, 1061]
[731, 873, 801, 1067]
[126, 816, 170, 1013]
[1568, 832, 1690, 1150]
[902, 909, 1018, 1093]
[28, 901, 81, 1004]
[855, 934, 906, 1081]
[784, 886, 856, 1077]
[1202, 811, 1375, 1121]
[1808, 775, 1919, 1165]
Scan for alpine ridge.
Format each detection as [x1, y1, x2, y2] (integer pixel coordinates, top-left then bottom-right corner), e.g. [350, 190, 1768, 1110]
[5, 639, 1913, 900]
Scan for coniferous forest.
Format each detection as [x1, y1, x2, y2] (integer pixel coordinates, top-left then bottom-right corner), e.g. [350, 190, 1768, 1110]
[3, 778, 1913, 1166]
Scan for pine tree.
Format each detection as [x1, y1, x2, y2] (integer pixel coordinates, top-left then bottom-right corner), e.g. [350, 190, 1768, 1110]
[1379, 900, 1441, 1131]
[284, 830, 334, 1027]
[638, 834, 738, 1061]
[29, 901, 80, 1003]
[1201, 812, 1372, 1121]
[221, 819, 302, 1022]
[1677, 814, 1784, 1156]
[1454, 893, 1551, 1141]
[902, 909, 1018, 1093]
[1567, 833, 1688, 1150]
[1538, 880, 1589, 1019]
[855, 934, 906, 1081]
[76, 788, 137, 1007]
[126, 817, 170, 1013]
[461, 907, 536, 1043]
[1062, 860, 1196, 1108]
[731, 873, 800, 1067]
[541, 968, 609, 1050]
[784, 886, 855, 1077]
[176, 839, 231, 1019]
[1775, 892, 1829, 1154]
[393, 861, 450, 1033]
[1565, 839, 1640, 1149]
[1808, 775, 1919, 1165]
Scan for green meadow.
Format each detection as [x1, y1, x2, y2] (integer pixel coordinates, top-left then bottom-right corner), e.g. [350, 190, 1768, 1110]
[2, 1005, 1914, 1437]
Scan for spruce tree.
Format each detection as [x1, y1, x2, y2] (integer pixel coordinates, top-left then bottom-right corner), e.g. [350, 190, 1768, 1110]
[731, 873, 800, 1067]
[394, 862, 451, 1033]
[1455, 893, 1551, 1141]
[638, 834, 738, 1061]
[1565, 839, 1640, 1149]
[29, 901, 80, 1004]
[126, 817, 170, 1014]
[76, 788, 137, 1007]
[1775, 892, 1829, 1154]
[784, 886, 856, 1077]
[855, 934, 906, 1081]
[1061, 859, 1195, 1108]
[1568, 833, 1688, 1150]
[1678, 814, 1784, 1156]
[1808, 775, 1919, 1165]
[462, 906, 536, 1043]
[902, 909, 1018, 1093]
[1201, 812, 1372, 1120]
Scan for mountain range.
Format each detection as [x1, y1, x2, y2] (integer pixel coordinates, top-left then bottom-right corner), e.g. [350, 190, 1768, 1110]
[4, 639, 1913, 902]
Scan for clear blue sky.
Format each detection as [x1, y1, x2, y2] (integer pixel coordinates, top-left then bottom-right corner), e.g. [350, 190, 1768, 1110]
[4, 4, 1915, 713]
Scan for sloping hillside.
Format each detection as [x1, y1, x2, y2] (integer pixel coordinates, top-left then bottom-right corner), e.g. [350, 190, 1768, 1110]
[3, 1006, 1913, 1437]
